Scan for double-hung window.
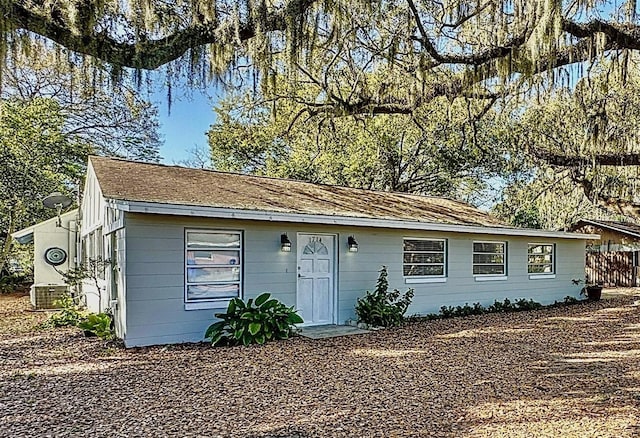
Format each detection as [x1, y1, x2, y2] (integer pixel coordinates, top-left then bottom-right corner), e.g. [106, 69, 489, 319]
[528, 243, 555, 275]
[403, 238, 447, 282]
[185, 229, 242, 309]
[473, 241, 506, 277]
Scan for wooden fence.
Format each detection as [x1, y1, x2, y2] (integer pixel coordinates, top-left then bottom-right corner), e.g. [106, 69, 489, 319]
[585, 251, 637, 287]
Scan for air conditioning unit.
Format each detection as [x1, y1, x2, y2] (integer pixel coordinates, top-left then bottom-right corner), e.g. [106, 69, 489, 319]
[31, 284, 69, 310]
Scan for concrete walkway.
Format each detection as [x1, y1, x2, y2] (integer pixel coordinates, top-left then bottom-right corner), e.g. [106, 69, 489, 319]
[298, 325, 370, 339]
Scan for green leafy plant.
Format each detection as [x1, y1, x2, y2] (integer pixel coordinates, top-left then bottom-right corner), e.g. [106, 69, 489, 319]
[78, 313, 114, 340]
[204, 293, 303, 346]
[561, 295, 580, 305]
[355, 266, 414, 327]
[0, 272, 30, 294]
[43, 293, 86, 328]
[417, 295, 585, 321]
[512, 298, 543, 311]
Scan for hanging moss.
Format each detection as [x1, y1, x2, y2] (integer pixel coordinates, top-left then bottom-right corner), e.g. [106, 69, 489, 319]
[0, 0, 638, 116]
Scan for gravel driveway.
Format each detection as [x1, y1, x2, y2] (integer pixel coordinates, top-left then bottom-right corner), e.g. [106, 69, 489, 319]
[1, 292, 640, 437]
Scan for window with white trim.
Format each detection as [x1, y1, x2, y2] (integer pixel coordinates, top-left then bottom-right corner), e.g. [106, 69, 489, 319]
[403, 239, 447, 277]
[473, 241, 506, 275]
[528, 243, 555, 274]
[185, 230, 242, 304]
[95, 227, 105, 279]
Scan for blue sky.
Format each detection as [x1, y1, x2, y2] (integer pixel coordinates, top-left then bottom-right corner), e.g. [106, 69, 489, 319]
[153, 88, 216, 164]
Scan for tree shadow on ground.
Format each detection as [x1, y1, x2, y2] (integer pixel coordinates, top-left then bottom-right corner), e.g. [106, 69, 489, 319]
[1, 296, 640, 437]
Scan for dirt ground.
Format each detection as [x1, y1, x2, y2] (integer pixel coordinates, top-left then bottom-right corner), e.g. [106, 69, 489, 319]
[1, 291, 640, 437]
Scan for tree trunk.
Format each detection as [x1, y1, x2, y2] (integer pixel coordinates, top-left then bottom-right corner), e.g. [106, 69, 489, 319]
[0, 206, 17, 275]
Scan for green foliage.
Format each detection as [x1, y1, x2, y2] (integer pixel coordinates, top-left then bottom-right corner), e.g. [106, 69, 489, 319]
[557, 296, 580, 306]
[0, 98, 87, 274]
[418, 295, 583, 321]
[43, 293, 115, 340]
[207, 90, 510, 203]
[43, 293, 86, 328]
[0, 271, 29, 293]
[78, 313, 114, 340]
[493, 66, 640, 227]
[0, 52, 161, 275]
[204, 293, 303, 347]
[355, 266, 414, 327]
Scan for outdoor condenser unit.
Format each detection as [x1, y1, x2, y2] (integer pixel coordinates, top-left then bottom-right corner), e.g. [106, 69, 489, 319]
[31, 285, 69, 310]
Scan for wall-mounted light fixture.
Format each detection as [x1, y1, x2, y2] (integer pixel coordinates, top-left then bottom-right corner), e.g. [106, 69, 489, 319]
[280, 234, 292, 252]
[348, 236, 358, 252]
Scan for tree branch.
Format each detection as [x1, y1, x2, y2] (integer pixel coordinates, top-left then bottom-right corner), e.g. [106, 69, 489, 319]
[6, 0, 317, 70]
[562, 18, 640, 50]
[533, 150, 640, 167]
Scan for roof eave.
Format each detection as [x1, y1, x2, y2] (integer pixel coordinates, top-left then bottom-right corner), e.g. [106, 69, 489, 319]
[578, 219, 640, 240]
[11, 209, 79, 241]
[108, 199, 597, 240]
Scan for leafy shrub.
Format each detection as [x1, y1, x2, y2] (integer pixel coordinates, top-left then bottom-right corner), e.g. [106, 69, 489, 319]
[355, 266, 414, 327]
[0, 272, 29, 294]
[44, 293, 86, 328]
[78, 313, 114, 340]
[205, 293, 303, 346]
[549, 296, 582, 307]
[487, 298, 511, 313]
[513, 298, 543, 311]
[440, 302, 487, 318]
[419, 295, 583, 321]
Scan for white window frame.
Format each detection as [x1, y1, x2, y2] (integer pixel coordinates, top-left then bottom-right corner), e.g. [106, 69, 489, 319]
[402, 238, 447, 284]
[184, 229, 243, 311]
[83, 232, 93, 265]
[96, 227, 106, 280]
[472, 240, 507, 281]
[527, 243, 556, 279]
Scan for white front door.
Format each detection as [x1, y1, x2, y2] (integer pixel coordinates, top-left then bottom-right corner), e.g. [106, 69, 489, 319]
[297, 234, 336, 325]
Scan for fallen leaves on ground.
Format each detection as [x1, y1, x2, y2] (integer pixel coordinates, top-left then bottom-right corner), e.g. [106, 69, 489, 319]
[1, 293, 640, 437]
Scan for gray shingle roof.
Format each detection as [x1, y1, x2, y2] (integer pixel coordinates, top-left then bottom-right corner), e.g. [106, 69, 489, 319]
[90, 156, 507, 227]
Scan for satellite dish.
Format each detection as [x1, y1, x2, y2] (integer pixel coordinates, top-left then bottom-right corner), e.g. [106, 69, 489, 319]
[43, 192, 73, 227]
[43, 192, 72, 209]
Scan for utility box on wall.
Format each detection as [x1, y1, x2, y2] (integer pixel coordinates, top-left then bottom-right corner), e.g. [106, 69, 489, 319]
[32, 284, 69, 310]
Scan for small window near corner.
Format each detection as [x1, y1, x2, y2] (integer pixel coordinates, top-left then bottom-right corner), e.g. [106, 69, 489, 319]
[403, 238, 447, 283]
[185, 229, 242, 309]
[528, 243, 555, 277]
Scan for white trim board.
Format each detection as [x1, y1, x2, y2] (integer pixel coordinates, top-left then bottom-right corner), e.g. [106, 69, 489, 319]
[108, 199, 598, 240]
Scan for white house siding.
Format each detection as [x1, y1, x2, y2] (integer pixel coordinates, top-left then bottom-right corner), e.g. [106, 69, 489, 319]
[80, 161, 119, 314]
[31, 211, 78, 287]
[80, 163, 105, 237]
[121, 213, 586, 347]
[104, 227, 127, 338]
